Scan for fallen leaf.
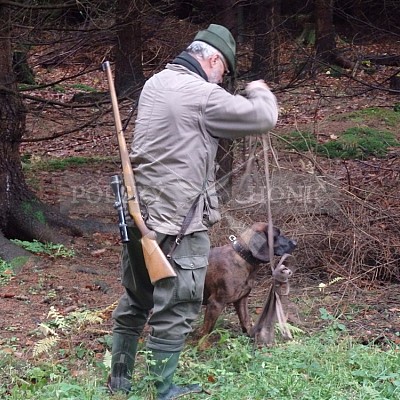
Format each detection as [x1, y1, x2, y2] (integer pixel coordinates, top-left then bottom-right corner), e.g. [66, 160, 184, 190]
[2, 293, 16, 298]
[91, 248, 106, 256]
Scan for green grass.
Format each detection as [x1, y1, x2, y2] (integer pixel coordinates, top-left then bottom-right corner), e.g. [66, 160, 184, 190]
[283, 127, 399, 159]
[1, 325, 399, 399]
[52, 84, 66, 93]
[174, 332, 400, 399]
[21, 155, 115, 171]
[18, 83, 97, 92]
[282, 131, 318, 153]
[0, 356, 109, 400]
[333, 107, 400, 127]
[70, 83, 97, 92]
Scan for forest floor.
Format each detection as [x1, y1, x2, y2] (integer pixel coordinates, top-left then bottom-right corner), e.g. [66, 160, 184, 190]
[1, 33, 400, 368]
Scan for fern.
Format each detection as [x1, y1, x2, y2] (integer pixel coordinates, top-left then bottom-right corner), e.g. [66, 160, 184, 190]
[33, 336, 59, 357]
[47, 306, 68, 330]
[44, 306, 105, 336]
[67, 309, 103, 329]
[33, 306, 105, 359]
[103, 349, 112, 370]
[328, 277, 344, 286]
[38, 322, 57, 337]
[319, 276, 344, 292]
[276, 322, 305, 337]
[285, 323, 305, 336]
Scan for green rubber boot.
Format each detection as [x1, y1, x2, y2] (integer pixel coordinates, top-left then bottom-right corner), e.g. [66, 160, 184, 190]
[149, 350, 202, 400]
[107, 333, 138, 394]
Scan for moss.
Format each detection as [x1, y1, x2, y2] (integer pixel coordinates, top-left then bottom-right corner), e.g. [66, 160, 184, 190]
[22, 156, 114, 172]
[333, 107, 400, 127]
[282, 127, 399, 159]
[9, 256, 30, 270]
[20, 201, 46, 224]
[70, 83, 97, 92]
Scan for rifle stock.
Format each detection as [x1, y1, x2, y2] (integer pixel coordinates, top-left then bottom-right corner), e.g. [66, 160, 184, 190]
[102, 61, 177, 284]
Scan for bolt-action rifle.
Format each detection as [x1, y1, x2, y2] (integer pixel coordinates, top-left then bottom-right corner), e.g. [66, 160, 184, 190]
[102, 61, 176, 284]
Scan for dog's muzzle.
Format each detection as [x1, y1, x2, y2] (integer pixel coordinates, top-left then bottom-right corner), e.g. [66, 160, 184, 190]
[276, 237, 297, 256]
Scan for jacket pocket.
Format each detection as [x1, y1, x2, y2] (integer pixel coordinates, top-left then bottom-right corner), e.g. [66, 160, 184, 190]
[173, 255, 208, 302]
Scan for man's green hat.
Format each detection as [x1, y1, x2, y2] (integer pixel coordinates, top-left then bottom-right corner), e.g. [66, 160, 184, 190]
[194, 24, 236, 75]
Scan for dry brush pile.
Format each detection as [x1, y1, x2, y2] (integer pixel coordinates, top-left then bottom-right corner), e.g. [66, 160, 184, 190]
[210, 139, 400, 285]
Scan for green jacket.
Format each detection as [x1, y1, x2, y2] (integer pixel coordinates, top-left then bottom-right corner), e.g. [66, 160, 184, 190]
[131, 63, 278, 235]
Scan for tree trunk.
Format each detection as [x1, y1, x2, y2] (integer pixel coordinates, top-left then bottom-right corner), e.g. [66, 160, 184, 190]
[314, 0, 354, 69]
[315, 0, 336, 63]
[13, 50, 35, 84]
[114, 0, 145, 96]
[390, 74, 400, 92]
[251, 0, 280, 82]
[0, 4, 84, 268]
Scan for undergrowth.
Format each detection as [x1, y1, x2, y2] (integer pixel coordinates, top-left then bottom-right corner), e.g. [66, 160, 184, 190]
[0, 259, 14, 286]
[32, 306, 104, 358]
[333, 106, 400, 127]
[1, 321, 399, 399]
[21, 155, 115, 171]
[10, 239, 75, 258]
[283, 126, 399, 159]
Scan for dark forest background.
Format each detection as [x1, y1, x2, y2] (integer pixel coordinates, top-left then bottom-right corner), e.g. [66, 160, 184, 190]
[1, 0, 400, 279]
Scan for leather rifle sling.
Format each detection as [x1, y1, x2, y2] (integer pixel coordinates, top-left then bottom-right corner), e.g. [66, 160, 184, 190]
[166, 194, 201, 259]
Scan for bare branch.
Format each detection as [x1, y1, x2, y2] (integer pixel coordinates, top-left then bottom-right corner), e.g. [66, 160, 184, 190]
[0, 0, 77, 10]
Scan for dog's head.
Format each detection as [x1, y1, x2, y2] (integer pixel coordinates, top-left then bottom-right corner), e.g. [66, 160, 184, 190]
[242, 222, 296, 262]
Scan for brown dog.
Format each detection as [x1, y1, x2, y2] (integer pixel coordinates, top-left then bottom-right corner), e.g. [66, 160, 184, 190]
[201, 222, 296, 336]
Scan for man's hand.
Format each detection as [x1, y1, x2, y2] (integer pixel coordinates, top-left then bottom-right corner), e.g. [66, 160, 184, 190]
[246, 79, 271, 92]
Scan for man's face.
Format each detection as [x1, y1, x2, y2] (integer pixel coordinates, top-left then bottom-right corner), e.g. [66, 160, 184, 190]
[208, 54, 229, 84]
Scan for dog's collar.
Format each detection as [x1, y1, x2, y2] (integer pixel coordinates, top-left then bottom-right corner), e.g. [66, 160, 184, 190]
[229, 235, 263, 266]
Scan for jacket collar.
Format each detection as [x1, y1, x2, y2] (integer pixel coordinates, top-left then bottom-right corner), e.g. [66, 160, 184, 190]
[171, 51, 208, 81]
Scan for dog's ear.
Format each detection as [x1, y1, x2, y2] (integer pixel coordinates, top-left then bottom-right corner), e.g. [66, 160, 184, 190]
[248, 231, 269, 262]
[272, 226, 281, 237]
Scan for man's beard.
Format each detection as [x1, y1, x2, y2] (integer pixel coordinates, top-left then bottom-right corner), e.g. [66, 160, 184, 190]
[208, 70, 221, 84]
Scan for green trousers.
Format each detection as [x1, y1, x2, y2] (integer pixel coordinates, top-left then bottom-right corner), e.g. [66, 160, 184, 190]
[112, 227, 210, 352]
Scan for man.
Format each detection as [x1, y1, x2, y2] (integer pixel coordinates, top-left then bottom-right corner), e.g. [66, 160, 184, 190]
[109, 24, 278, 399]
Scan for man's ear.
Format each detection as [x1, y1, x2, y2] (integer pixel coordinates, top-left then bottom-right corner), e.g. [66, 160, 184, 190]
[210, 53, 219, 68]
